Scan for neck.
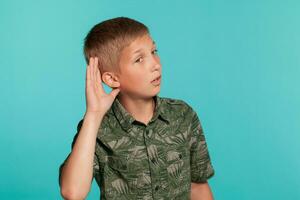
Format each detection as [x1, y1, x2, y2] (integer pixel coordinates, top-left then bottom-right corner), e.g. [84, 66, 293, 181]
[117, 93, 155, 125]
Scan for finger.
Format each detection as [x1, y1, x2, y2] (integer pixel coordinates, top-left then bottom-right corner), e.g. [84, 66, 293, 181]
[86, 58, 92, 81]
[95, 64, 101, 83]
[88, 57, 93, 81]
[90, 57, 95, 81]
[94, 58, 105, 92]
[86, 64, 89, 81]
[94, 57, 100, 82]
[95, 61, 102, 85]
[110, 88, 120, 98]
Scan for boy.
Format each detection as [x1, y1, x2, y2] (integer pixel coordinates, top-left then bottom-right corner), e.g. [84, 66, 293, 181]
[59, 17, 215, 200]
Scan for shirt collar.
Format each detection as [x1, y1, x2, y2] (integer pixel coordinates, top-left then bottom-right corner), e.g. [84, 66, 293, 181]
[111, 94, 170, 132]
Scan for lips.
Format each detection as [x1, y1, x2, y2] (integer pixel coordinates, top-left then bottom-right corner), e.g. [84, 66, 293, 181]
[151, 75, 161, 82]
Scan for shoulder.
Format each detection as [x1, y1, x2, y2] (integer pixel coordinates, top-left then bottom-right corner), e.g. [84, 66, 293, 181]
[159, 96, 196, 118]
[162, 96, 186, 105]
[160, 96, 193, 110]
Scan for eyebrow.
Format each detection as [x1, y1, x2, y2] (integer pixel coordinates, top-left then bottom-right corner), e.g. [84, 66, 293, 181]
[132, 40, 156, 55]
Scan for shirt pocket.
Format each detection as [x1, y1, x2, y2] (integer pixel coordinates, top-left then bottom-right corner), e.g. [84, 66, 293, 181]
[106, 155, 136, 178]
[163, 143, 191, 193]
[104, 155, 137, 198]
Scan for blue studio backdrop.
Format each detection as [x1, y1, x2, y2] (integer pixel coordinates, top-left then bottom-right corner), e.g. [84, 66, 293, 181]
[1, 0, 299, 199]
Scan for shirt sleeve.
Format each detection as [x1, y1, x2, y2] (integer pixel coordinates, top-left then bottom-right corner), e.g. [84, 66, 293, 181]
[58, 118, 100, 186]
[190, 109, 215, 183]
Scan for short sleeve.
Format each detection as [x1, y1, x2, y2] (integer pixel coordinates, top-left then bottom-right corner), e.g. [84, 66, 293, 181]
[58, 118, 100, 186]
[189, 110, 215, 183]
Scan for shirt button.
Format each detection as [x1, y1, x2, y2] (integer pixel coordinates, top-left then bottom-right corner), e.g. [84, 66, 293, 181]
[146, 129, 152, 136]
[121, 164, 127, 170]
[155, 185, 159, 191]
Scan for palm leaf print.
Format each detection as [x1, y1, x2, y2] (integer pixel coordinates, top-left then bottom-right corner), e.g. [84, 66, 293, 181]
[147, 144, 159, 164]
[167, 151, 181, 162]
[111, 178, 129, 194]
[107, 136, 131, 150]
[167, 160, 184, 179]
[128, 145, 146, 159]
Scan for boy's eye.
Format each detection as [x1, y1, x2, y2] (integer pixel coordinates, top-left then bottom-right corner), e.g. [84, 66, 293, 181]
[135, 57, 143, 63]
[134, 49, 158, 63]
[152, 49, 158, 54]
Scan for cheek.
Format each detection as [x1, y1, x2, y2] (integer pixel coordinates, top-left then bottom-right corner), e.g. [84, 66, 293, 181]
[132, 74, 148, 86]
[123, 70, 146, 87]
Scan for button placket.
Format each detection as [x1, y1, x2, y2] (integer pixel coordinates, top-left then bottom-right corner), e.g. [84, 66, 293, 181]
[143, 127, 163, 198]
[145, 129, 153, 138]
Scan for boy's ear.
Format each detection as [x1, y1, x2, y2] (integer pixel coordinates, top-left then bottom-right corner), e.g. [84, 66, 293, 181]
[102, 72, 120, 88]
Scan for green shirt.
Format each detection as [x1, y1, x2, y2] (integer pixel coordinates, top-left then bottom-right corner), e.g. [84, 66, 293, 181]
[59, 95, 215, 200]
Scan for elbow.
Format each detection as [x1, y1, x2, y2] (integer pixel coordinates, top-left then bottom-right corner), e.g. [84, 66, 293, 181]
[191, 182, 214, 200]
[58, 162, 91, 199]
[60, 184, 90, 200]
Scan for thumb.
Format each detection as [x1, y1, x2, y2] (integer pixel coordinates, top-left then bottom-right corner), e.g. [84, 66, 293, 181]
[110, 88, 120, 98]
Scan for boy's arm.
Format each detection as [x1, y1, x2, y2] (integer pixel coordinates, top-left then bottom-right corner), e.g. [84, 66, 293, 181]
[191, 182, 214, 200]
[59, 57, 120, 200]
[59, 112, 104, 200]
[189, 108, 215, 198]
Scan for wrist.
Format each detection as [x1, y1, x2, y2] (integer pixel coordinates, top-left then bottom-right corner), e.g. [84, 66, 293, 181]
[84, 111, 105, 121]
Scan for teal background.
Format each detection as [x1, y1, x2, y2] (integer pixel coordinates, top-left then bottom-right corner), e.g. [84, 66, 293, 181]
[1, 0, 299, 199]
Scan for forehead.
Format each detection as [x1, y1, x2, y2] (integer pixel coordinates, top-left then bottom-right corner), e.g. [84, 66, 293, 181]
[125, 34, 155, 54]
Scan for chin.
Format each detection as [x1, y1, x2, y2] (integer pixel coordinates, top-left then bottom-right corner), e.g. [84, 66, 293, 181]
[152, 88, 161, 96]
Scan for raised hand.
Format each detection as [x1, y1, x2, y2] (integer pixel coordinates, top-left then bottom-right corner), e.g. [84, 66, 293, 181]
[85, 57, 120, 114]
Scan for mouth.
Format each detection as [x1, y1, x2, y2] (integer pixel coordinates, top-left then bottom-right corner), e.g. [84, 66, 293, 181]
[151, 75, 161, 85]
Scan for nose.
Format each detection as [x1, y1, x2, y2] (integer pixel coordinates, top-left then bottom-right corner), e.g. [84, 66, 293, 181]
[152, 55, 161, 72]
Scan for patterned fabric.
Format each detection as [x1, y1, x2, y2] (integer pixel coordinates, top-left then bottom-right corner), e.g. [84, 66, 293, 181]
[59, 95, 215, 200]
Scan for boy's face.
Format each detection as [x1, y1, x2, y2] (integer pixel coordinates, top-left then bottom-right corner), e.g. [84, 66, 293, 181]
[115, 33, 162, 99]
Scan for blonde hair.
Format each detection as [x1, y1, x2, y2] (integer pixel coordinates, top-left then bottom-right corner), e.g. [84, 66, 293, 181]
[83, 16, 149, 74]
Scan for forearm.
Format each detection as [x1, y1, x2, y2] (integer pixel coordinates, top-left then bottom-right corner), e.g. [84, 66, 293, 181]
[191, 182, 214, 200]
[60, 112, 104, 200]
